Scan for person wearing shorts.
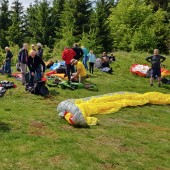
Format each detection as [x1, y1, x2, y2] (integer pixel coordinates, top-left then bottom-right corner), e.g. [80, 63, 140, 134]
[146, 49, 166, 87]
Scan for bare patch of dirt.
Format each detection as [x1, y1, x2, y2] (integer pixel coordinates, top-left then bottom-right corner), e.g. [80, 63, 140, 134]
[28, 121, 58, 139]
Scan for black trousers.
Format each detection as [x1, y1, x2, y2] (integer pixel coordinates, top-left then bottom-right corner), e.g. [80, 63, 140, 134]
[89, 62, 94, 74]
[66, 64, 75, 81]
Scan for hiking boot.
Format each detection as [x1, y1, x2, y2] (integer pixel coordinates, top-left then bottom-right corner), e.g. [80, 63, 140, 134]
[150, 84, 153, 87]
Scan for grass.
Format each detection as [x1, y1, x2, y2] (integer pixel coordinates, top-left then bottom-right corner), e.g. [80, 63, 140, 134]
[0, 51, 170, 170]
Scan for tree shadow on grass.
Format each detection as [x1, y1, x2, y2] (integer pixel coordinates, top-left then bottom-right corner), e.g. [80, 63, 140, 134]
[0, 122, 11, 132]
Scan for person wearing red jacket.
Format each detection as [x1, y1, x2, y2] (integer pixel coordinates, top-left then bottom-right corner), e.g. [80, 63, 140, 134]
[62, 47, 76, 82]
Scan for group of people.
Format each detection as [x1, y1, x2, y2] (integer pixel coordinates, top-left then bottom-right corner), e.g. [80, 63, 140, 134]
[18, 43, 45, 85]
[62, 43, 116, 84]
[1, 42, 167, 87]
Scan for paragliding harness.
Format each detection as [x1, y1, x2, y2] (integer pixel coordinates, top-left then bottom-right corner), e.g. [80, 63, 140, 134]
[0, 87, 6, 97]
[0, 80, 16, 89]
[25, 80, 49, 97]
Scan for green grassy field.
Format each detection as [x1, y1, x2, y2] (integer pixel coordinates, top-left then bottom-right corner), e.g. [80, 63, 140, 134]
[0, 51, 170, 170]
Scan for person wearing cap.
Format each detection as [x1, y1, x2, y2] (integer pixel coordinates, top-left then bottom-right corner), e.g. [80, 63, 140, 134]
[70, 59, 87, 84]
[62, 47, 76, 82]
[27, 50, 46, 86]
[18, 43, 29, 85]
[37, 43, 43, 59]
[4, 47, 13, 74]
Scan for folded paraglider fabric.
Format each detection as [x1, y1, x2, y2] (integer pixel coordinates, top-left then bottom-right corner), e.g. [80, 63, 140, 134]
[57, 92, 170, 126]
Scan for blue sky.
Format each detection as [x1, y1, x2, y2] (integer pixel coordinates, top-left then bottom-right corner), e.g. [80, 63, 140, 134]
[9, 0, 35, 8]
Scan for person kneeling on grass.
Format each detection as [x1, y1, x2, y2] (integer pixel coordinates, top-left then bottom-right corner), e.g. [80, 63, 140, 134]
[27, 50, 46, 86]
[70, 59, 87, 84]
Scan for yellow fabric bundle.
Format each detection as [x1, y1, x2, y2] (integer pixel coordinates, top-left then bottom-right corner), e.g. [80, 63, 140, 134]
[75, 92, 170, 125]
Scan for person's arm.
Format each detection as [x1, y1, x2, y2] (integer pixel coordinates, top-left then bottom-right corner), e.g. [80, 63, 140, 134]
[145, 56, 152, 63]
[161, 56, 166, 62]
[72, 69, 80, 79]
[40, 58, 46, 73]
[18, 50, 21, 62]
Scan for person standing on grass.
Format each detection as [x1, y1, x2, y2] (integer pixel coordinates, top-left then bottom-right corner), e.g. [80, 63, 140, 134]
[37, 43, 43, 59]
[87, 50, 96, 74]
[72, 43, 83, 61]
[27, 50, 46, 86]
[18, 43, 29, 85]
[145, 49, 166, 87]
[81, 46, 89, 70]
[62, 47, 76, 82]
[4, 47, 13, 74]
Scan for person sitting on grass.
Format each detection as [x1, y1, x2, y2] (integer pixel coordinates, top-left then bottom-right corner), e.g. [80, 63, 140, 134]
[27, 50, 46, 86]
[145, 49, 166, 87]
[70, 59, 87, 84]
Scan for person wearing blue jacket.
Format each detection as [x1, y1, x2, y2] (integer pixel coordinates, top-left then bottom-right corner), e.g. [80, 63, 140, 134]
[87, 50, 96, 74]
[18, 43, 28, 85]
[81, 46, 89, 70]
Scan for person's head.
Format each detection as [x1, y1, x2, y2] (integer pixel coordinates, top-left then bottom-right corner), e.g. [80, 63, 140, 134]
[23, 43, 28, 50]
[31, 44, 35, 49]
[5, 47, 9, 52]
[64, 46, 68, 50]
[103, 52, 107, 56]
[70, 59, 78, 65]
[154, 49, 159, 55]
[90, 50, 93, 54]
[73, 43, 78, 48]
[30, 50, 36, 58]
[37, 43, 42, 48]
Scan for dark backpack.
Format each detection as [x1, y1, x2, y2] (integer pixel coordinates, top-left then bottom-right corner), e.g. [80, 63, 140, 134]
[31, 81, 49, 97]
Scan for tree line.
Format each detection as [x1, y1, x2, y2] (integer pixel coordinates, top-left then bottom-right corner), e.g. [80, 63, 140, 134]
[0, 0, 169, 54]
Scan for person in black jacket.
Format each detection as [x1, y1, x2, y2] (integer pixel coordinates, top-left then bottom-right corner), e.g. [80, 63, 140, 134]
[37, 43, 43, 59]
[4, 47, 13, 74]
[18, 43, 29, 85]
[72, 43, 83, 61]
[145, 49, 166, 87]
[27, 50, 46, 85]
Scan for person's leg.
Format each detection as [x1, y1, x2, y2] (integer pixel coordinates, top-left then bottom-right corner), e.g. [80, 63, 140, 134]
[91, 63, 94, 74]
[29, 71, 35, 86]
[66, 64, 71, 82]
[20, 63, 27, 85]
[150, 69, 154, 86]
[70, 64, 75, 73]
[89, 62, 92, 73]
[8, 61, 12, 74]
[4, 61, 8, 73]
[80, 76, 86, 84]
[36, 67, 42, 81]
[157, 68, 161, 86]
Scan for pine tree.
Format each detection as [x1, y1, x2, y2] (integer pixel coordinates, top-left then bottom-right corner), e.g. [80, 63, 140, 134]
[94, 0, 114, 52]
[7, 0, 25, 47]
[51, 0, 65, 44]
[0, 0, 11, 48]
[26, 0, 52, 46]
[60, 0, 92, 42]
